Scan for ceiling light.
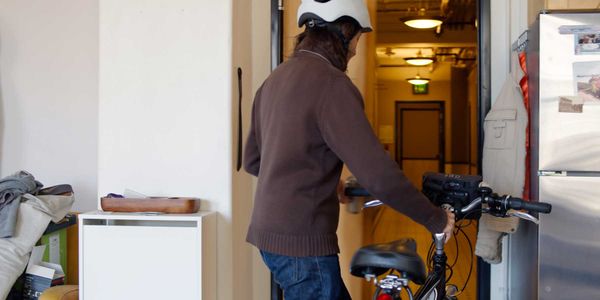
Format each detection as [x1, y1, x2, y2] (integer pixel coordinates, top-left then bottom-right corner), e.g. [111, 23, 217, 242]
[404, 50, 435, 66]
[406, 74, 430, 85]
[404, 18, 443, 29]
[401, 8, 444, 29]
[404, 58, 435, 66]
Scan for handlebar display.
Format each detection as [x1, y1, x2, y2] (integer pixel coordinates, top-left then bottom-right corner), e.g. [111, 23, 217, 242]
[421, 172, 483, 219]
[422, 172, 553, 219]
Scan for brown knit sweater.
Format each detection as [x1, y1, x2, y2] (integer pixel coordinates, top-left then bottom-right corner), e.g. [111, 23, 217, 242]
[244, 51, 447, 257]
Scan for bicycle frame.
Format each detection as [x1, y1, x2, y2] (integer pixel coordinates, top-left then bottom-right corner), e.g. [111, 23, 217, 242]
[413, 234, 448, 300]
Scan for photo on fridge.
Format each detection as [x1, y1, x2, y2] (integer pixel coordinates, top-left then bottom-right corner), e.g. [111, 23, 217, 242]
[573, 61, 600, 103]
[575, 33, 600, 55]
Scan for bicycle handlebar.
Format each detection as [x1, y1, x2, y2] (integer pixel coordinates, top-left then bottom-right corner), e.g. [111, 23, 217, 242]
[502, 196, 552, 214]
[343, 177, 553, 221]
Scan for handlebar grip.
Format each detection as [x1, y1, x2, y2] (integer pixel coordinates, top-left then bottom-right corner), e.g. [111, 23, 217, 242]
[508, 198, 552, 214]
[344, 187, 371, 197]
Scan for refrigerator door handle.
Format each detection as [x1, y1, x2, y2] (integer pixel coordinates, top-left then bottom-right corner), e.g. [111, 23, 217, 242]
[538, 171, 567, 176]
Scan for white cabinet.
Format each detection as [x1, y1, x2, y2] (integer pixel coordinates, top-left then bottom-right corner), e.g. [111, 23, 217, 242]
[79, 211, 216, 300]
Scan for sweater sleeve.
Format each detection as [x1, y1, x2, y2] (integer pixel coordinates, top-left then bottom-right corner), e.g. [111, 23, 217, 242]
[318, 76, 447, 234]
[243, 87, 262, 177]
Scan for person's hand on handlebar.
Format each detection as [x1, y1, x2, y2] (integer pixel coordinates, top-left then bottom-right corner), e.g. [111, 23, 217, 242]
[442, 210, 455, 243]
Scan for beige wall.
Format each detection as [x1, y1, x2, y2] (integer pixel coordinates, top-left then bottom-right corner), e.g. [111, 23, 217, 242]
[529, 0, 546, 24]
[283, 0, 302, 59]
[529, 0, 600, 24]
[233, 0, 258, 299]
[468, 66, 478, 174]
[546, 0, 600, 9]
[249, 1, 272, 299]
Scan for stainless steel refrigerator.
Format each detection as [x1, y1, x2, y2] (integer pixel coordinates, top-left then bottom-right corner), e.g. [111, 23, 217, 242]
[528, 11, 600, 300]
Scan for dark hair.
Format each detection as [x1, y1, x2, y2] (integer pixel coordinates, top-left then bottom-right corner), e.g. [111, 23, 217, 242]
[294, 17, 361, 72]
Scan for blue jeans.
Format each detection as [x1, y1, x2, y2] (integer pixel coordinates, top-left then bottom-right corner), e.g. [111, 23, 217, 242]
[260, 251, 352, 300]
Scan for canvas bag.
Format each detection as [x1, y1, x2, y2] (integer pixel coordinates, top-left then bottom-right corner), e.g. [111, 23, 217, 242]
[476, 71, 528, 263]
[0, 193, 74, 299]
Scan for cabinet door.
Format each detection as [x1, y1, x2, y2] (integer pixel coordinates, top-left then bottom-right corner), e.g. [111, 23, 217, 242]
[82, 223, 200, 300]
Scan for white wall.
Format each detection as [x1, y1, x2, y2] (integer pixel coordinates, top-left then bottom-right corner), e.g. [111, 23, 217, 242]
[98, 0, 231, 206]
[489, 0, 529, 299]
[97, 1, 239, 299]
[0, 0, 99, 212]
[490, 0, 528, 103]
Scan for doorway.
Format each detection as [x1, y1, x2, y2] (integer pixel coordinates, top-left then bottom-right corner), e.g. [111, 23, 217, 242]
[271, 0, 490, 299]
[372, 0, 480, 298]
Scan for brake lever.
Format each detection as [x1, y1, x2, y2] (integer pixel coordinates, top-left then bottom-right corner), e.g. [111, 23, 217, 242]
[460, 197, 482, 214]
[507, 210, 539, 224]
[363, 199, 383, 209]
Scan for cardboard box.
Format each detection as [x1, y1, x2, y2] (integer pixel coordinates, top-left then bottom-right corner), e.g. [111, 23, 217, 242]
[546, 0, 600, 9]
[22, 245, 65, 300]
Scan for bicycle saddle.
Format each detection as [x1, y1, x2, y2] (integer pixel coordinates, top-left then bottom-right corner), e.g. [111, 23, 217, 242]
[350, 238, 426, 284]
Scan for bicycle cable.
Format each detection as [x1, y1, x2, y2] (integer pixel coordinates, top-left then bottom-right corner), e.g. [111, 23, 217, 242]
[456, 224, 475, 294]
[446, 213, 478, 294]
[426, 210, 479, 292]
[449, 226, 460, 268]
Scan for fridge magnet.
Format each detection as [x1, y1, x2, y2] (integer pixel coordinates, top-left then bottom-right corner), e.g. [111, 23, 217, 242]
[573, 61, 600, 104]
[559, 96, 584, 113]
[575, 33, 600, 55]
[559, 25, 600, 35]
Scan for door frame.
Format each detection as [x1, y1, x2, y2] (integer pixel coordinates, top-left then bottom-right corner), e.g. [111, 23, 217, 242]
[394, 101, 446, 173]
[477, 1, 492, 299]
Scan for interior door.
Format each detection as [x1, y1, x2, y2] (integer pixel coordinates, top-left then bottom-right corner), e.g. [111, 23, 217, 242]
[395, 101, 445, 187]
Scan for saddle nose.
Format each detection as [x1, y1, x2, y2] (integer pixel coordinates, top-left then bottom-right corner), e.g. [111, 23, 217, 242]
[349, 238, 427, 285]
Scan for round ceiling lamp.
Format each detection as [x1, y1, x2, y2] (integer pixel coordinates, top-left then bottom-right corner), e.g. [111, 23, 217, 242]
[404, 50, 435, 66]
[406, 73, 430, 85]
[401, 8, 444, 29]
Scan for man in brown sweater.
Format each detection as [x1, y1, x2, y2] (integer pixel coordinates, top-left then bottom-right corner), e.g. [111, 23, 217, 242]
[244, 1, 453, 299]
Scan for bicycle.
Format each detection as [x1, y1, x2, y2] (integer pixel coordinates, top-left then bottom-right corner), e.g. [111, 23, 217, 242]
[344, 172, 552, 300]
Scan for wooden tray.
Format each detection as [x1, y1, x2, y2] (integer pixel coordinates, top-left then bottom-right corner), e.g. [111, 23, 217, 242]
[100, 197, 201, 214]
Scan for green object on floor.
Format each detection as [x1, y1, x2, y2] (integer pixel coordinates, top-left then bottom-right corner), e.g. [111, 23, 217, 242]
[39, 230, 67, 279]
[38, 214, 76, 282]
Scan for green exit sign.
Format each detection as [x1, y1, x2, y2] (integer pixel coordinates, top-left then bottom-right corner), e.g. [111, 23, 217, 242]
[413, 83, 429, 94]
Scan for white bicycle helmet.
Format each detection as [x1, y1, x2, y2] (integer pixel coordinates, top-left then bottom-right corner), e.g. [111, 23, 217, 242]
[297, 0, 373, 32]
